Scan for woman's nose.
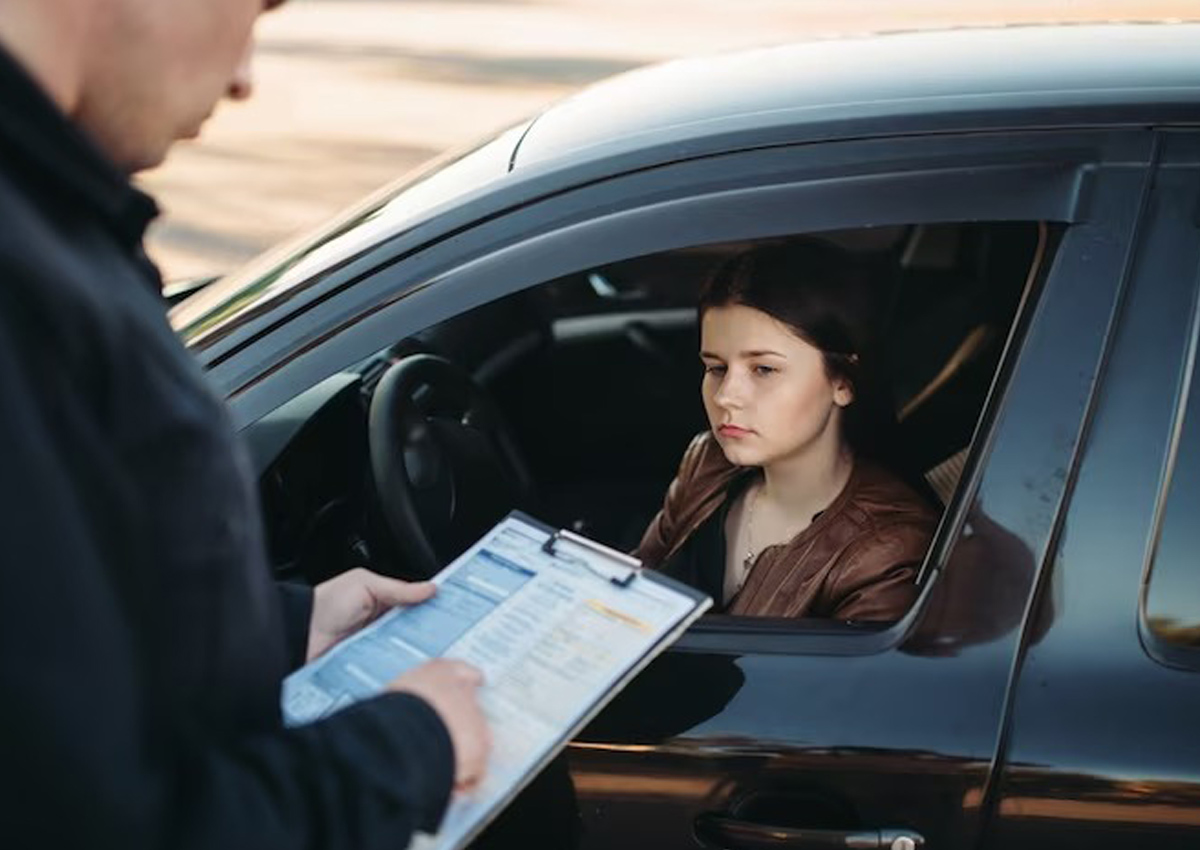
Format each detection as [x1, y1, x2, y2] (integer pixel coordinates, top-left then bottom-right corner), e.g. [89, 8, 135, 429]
[713, 372, 746, 409]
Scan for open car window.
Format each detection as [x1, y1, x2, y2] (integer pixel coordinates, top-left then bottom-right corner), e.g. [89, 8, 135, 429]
[461, 222, 1053, 550]
[233, 126, 1143, 644]
[255, 219, 1057, 634]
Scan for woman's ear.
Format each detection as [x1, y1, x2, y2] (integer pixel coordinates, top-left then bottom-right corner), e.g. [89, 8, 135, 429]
[833, 378, 855, 408]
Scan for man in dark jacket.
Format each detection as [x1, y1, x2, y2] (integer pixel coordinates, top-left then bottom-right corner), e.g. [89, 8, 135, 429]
[0, 0, 490, 847]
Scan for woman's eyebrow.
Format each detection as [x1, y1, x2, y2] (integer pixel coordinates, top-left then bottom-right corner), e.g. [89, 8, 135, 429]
[700, 349, 787, 359]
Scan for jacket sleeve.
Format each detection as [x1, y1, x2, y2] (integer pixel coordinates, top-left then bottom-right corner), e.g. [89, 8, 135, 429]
[633, 432, 710, 567]
[276, 582, 314, 670]
[824, 524, 926, 622]
[0, 307, 454, 849]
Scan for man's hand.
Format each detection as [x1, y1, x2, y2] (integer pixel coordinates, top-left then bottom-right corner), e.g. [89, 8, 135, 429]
[307, 567, 435, 662]
[390, 660, 491, 791]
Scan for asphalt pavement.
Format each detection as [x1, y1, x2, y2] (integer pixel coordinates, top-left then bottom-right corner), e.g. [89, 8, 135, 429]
[139, 0, 1200, 282]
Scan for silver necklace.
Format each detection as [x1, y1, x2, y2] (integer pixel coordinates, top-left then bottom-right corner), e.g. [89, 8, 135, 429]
[742, 481, 760, 574]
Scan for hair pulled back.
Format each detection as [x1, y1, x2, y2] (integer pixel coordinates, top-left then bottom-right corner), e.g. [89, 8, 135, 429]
[698, 239, 921, 493]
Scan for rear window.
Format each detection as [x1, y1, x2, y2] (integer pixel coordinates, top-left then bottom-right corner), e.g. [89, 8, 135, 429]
[1143, 311, 1200, 655]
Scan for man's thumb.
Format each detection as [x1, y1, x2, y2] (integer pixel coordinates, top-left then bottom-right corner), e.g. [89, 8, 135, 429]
[371, 576, 437, 607]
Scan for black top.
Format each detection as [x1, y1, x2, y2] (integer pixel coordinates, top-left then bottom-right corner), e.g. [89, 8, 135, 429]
[662, 472, 830, 611]
[0, 46, 453, 849]
[661, 473, 754, 610]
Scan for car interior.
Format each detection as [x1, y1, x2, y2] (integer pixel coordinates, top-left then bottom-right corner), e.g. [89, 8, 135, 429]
[252, 220, 1054, 621]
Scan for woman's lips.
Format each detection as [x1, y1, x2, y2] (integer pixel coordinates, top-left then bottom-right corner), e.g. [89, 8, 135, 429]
[717, 424, 753, 438]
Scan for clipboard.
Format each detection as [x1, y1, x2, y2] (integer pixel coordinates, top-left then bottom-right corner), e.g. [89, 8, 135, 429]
[281, 511, 712, 850]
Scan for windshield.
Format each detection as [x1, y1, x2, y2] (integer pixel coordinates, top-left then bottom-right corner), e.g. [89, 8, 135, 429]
[171, 120, 531, 348]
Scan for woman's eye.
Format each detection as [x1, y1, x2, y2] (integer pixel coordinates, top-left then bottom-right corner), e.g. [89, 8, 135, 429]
[703, 364, 727, 376]
[753, 365, 777, 376]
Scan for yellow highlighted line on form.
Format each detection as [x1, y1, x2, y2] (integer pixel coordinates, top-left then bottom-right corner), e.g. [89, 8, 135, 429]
[587, 600, 652, 633]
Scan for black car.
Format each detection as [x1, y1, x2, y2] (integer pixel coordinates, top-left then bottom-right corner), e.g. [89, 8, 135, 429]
[173, 21, 1200, 850]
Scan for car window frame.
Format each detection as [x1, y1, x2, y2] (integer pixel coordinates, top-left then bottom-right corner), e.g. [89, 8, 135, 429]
[1136, 146, 1200, 672]
[1141, 296, 1200, 669]
[213, 129, 1135, 410]
[218, 127, 1154, 655]
[1137, 255, 1200, 667]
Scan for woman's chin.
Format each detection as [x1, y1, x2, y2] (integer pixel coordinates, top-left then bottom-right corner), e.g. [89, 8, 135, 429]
[717, 441, 763, 468]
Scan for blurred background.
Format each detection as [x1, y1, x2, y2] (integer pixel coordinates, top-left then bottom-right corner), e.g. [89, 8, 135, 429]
[140, 0, 1200, 283]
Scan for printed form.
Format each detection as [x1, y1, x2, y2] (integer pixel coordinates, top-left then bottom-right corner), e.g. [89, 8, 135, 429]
[282, 514, 710, 850]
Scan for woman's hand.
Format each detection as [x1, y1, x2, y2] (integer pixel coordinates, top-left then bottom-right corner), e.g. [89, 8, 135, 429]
[307, 567, 436, 662]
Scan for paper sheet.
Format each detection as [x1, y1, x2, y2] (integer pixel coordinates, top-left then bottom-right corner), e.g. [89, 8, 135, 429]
[282, 514, 709, 850]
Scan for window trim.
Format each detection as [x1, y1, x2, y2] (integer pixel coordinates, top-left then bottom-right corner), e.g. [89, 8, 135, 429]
[222, 147, 1101, 422]
[220, 129, 1151, 656]
[1139, 260, 1200, 671]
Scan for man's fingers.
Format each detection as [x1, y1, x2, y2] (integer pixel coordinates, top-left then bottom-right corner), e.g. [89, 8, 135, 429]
[388, 659, 491, 790]
[412, 658, 483, 686]
[447, 660, 484, 686]
[455, 773, 483, 793]
[366, 574, 437, 608]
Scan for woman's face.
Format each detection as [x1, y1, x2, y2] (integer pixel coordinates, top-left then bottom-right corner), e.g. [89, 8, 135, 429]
[700, 303, 853, 468]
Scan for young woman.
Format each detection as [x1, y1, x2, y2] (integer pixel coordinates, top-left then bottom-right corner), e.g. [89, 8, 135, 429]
[636, 240, 938, 621]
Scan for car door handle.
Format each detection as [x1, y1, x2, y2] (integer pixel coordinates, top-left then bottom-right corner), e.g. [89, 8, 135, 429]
[694, 813, 925, 850]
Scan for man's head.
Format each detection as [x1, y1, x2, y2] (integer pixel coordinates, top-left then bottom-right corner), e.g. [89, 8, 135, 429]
[0, 0, 285, 173]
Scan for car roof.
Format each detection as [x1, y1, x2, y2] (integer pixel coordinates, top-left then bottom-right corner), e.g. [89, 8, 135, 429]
[512, 22, 1200, 168]
[176, 21, 1200, 358]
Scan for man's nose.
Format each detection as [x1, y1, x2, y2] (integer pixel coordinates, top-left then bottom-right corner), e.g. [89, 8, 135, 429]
[227, 41, 255, 101]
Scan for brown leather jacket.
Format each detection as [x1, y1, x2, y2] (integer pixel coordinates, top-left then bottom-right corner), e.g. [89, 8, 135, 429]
[635, 433, 939, 621]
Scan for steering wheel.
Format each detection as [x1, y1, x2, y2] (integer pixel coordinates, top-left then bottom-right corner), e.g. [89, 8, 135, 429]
[368, 353, 534, 578]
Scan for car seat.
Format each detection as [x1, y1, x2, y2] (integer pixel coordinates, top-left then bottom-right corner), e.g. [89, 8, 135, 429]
[885, 222, 1049, 506]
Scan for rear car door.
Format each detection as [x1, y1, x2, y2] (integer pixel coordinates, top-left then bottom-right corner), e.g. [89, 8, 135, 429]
[984, 131, 1200, 849]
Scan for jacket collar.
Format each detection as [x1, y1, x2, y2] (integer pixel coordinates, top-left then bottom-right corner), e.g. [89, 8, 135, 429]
[0, 44, 159, 249]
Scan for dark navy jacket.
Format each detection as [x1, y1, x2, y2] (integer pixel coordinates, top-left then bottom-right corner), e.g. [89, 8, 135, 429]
[0, 47, 453, 849]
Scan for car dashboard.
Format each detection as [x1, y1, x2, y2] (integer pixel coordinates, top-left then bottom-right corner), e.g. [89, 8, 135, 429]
[249, 371, 374, 584]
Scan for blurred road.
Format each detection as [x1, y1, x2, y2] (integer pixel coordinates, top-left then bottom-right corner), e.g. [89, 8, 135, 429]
[139, 0, 1200, 281]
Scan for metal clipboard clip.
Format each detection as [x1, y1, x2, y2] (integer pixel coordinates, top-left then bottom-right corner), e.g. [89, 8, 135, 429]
[541, 528, 640, 588]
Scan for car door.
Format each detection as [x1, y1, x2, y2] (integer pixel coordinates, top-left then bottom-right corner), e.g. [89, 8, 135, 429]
[369, 131, 1147, 850]
[983, 131, 1200, 849]
[217, 126, 1154, 850]
[530, 145, 1151, 850]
